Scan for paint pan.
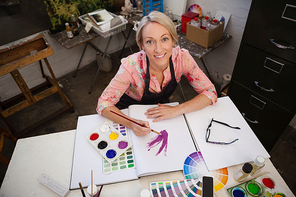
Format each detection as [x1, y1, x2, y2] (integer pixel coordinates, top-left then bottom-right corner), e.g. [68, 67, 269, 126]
[86, 121, 133, 163]
[183, 151, 229, 192]
[227, 172, 286, 197]
[150, 179, 202, 197]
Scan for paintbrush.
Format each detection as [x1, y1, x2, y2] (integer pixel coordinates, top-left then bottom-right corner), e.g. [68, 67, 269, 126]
[78, 182, 86, 197]
[110, 110, 161, 135]
[91, 170, 93, 197]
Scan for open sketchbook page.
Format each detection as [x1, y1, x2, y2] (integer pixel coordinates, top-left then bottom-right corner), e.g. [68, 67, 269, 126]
[184, 96, 270, 171]
[70, 110, 138, 189]
[128, 103, 196, 177]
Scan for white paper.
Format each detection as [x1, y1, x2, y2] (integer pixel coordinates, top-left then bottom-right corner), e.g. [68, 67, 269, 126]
[184, 96, 270, 171]
[128, 102, 196, 177]
[163, 0, 187, 20]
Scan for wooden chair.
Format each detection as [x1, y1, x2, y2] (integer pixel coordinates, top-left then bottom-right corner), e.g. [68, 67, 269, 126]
[0, 127, 17, 166]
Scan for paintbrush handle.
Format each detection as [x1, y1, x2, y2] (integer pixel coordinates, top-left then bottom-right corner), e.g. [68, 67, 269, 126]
[110, 110, 161, 135]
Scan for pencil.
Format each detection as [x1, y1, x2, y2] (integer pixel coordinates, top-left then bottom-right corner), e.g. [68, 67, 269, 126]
[110, 110, 161, 135]
[78, 182, 86, 197]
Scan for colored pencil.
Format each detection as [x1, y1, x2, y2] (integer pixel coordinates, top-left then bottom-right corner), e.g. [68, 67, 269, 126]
[110, 110, 161, 135]
[78, 182, 86, 197]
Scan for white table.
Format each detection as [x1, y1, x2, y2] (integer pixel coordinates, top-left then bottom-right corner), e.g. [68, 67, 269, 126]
[0, 129, 294, 197]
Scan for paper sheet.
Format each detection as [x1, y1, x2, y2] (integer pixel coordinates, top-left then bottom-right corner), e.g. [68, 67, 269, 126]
[184, 96, 270, 171]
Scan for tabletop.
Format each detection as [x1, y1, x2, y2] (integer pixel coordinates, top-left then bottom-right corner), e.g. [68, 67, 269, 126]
[0, 130, 294, 196]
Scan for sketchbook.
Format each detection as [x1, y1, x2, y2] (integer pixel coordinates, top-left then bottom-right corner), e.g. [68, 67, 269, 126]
[70, 102, 196, 189]
[87, 9, 114, 26]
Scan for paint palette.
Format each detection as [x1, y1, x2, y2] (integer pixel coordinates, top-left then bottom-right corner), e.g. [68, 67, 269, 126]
[183, 151, 228, 192]
[86, 121, 133, 164]
[150, 179, 203, 197]
[227, 173, 286, 197]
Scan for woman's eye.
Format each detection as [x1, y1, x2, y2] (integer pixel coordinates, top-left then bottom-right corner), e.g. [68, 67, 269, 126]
[147, 40, 153, 44]
[163, 37, 169, 42]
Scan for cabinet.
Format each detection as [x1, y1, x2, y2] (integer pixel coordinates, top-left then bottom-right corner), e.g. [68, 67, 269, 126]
[228, 0, 296, 152]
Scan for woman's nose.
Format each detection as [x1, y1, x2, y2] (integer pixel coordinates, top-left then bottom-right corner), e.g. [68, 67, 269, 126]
[154, 42, 162, 52]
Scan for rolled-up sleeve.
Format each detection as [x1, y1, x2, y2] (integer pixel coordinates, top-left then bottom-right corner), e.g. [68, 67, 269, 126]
[181, 49, 217, 104]
[96, 65, 133, 115]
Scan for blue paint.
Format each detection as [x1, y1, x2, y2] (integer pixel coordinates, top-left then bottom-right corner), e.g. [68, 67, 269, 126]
[232, 187, 245, 197]
[106, 149, 116, 159]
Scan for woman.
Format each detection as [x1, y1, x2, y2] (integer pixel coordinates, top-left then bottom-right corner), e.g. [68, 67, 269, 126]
[97, 11, 217, 136]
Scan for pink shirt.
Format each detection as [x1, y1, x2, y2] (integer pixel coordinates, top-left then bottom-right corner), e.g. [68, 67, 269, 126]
[97, 46, 217, 114]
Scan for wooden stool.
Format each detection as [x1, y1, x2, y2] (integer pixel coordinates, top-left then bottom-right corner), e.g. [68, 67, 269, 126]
[0, 34, 74, 138]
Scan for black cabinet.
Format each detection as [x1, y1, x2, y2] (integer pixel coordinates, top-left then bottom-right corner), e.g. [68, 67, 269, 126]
[228, 0, 296, 152]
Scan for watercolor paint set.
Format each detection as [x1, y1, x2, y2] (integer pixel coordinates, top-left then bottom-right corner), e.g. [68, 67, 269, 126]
[227, 172, 286, 197]
[150, 179, 203, 197]
[183, 151, 229, 192]
[86, 121, 133, 163]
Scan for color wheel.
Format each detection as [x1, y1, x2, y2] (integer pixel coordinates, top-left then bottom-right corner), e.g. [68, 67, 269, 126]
[188, 4, 202, 16]
[183, 151, 228, 192]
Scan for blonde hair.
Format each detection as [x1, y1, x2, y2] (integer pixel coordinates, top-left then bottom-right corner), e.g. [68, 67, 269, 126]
[136, 11, 178, 50]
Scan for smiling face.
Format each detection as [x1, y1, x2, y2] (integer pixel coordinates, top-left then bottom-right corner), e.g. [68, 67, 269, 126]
[141, 22, 175, 71]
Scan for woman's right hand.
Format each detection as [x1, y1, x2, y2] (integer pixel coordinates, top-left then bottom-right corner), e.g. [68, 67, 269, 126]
[130, 120, 151, 137]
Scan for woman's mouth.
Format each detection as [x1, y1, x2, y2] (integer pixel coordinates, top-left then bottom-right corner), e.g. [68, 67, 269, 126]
[154, 53, 166, 59]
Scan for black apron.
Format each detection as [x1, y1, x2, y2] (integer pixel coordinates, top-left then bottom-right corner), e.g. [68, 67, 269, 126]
[115, 56, 178, 109]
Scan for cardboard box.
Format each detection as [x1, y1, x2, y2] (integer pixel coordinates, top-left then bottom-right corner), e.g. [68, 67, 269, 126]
[181, 11, 199, 33]
[186, 19, 224, 48]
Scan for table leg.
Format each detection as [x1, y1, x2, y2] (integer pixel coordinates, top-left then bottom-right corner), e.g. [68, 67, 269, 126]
[89, 36, 113, 94]
[119, 25, 133, 58]
[73, 42, 88, 77]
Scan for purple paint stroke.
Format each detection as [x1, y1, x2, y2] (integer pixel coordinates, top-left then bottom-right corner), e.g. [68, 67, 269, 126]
[147, 130, 168, 156]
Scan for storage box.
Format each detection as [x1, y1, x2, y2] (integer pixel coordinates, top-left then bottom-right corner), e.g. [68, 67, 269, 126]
[181, 11, 199, 33]
[186, 19, 224, 48]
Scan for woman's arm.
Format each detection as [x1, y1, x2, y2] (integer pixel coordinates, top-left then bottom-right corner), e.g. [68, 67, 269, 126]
[101, 106, 151, 136]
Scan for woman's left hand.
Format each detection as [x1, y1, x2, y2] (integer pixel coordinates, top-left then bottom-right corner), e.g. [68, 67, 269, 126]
[144, 103, 179, 122]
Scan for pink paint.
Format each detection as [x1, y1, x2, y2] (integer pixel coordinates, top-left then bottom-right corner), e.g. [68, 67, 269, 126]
[147, 130, 168, 156]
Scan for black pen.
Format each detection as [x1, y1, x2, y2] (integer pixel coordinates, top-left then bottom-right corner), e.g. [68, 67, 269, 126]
[79, 182, 86, 197]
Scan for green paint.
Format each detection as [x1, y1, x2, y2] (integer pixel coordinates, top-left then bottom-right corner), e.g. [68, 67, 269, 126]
[120, 157, 125, 161]
[112, 167, 118, 171]
[104, 163, 110, 167]
[127, 160, 134, 163]
[128, 164, 134, 168]
[104, 160, 109, 163]
[120, 165, 127, 169]
[127, 155, 133, 159]
[112, 163, 118, 166]
[120, 161, 126, 165]
[104, 168, 111, 173]
[126, 151, 132, 155]
[247, 183, 259, 195]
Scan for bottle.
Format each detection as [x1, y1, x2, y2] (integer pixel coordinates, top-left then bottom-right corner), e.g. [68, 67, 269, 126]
[208, 18, 219, 30]
[168, 10, 174, 21]
[234, 163, 253, 182]
[201, 16, 209, 30]
[164, 7, 169, 16]
[65, 23, 73, 39]
[191, 17, 200, 28]
[70, 14, 79, 36]
[250, 156, 265, 176]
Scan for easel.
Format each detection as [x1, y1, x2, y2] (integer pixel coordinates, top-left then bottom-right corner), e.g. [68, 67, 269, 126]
[0, 34, 74, 138]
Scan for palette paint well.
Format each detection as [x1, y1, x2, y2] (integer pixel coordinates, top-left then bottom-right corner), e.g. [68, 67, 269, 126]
[86, 121, 133, 163]
[150, 179, 202, 197]
[183, 151, 228, 192]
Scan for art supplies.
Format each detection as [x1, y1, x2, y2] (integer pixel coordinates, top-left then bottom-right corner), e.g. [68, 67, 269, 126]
[183, 151, 228, 192]
[70, 103, 196, 189]
[86, 121, 133, 163]
[227, 173, 286, 197]
[79, 182, 86, 197]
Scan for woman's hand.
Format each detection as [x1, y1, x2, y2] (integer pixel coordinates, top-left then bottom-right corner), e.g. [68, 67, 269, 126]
[144, 103, 179, 122]
[130, 120, 151, 136]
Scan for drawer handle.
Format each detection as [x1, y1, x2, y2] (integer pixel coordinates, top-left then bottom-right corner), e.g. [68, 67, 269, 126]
[270, 39, 295, 49]
[254, 81, 274, 92]
[242, 113, 259, 124]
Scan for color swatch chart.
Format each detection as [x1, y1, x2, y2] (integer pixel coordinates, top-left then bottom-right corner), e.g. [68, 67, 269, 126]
[103, 122, 136, 174]
[86, 121, 133, 163]
[150, 179, 202, 197]
[183, 151, 228, 192]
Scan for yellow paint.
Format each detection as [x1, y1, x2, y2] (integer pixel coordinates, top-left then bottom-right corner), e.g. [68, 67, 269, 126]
[109, 132, 119, 140]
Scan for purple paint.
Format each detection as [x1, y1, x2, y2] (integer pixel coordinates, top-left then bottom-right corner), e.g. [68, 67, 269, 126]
[118, 141, 128, 149]
[147, 130, 168, 156]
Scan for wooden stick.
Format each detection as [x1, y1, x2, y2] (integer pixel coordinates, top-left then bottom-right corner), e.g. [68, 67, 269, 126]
[110, 110, 161, 135]
[91, 170, 93, 197]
